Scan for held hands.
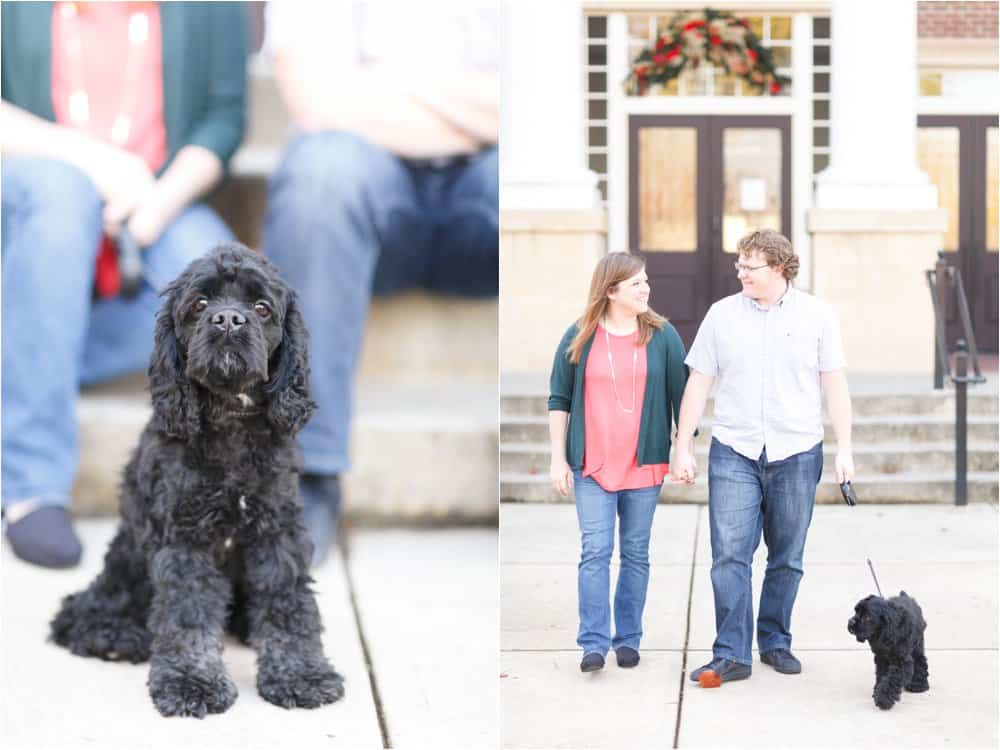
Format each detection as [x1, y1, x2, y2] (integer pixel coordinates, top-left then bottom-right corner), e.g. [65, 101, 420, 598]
[670, 445, 698, 485]
[834, 449, 855, 484]
[81, 141, 170, 247]
[550, 459, 574, 497]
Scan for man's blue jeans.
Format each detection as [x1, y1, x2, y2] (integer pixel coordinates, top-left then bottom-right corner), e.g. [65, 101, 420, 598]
[573, 471, 661, 656]
[262, 131, 498, 475]
[707, 438, 823, 665]
[1, 157, 233, 514]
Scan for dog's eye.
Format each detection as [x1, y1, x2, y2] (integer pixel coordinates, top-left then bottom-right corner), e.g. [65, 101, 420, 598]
[193, 298, 209, 314]
[254, 302, 272, 319]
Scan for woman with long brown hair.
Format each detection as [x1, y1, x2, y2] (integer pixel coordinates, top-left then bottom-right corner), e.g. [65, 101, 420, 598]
[548, 252, 689, 672]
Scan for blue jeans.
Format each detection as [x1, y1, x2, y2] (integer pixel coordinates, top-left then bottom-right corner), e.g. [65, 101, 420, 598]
[573, 471, 661, 656]
[707, 438, 823, 665]
[262, 131, 498, 475]
[1, 157, 233, 513]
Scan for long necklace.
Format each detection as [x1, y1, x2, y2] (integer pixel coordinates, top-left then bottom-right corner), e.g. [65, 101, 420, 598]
[604, 322, 637, 414]
[58, 2, 150, 146]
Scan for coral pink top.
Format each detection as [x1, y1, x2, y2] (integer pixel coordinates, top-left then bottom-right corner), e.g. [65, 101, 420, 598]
[51, 2, 167, 172]
[583, 325, 670, 492]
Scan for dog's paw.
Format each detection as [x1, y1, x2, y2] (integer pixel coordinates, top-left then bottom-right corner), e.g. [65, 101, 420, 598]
[148, 667, 238, 718]
[905, 678, 929, 693]
[258, 663, 344, 709]
[51, 600, 152, 663]
[873, 687, 898, 711]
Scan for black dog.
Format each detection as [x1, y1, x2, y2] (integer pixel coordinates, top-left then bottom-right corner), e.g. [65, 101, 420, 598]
[847, 591, 929, 710]
[51, 244, 344, 718]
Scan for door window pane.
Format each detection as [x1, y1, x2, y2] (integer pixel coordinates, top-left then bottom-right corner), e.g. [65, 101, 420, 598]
[917, 128, 960, 252]
[638, 127, 697, 252]
[988, 127, 998, 252]
[722, 129, 782, 252]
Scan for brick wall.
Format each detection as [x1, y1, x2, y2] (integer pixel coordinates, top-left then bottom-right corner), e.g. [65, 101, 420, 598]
[918, 1, 999, 38]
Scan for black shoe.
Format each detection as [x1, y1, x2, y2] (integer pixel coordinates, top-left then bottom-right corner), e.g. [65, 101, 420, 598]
[760, 648, 802, 674]
[299, 474, 342, 567]
[5, 505, 82, 569]
[689, 657, 751, 683]
[616, 646, 640, 668]
[580, 652, 605, 672]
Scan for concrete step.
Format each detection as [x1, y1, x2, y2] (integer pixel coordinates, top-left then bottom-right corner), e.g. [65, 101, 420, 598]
[501, 441, 1000, 476]
[500, 471, 999, 504]
[499, 414, 1000, 444]
[72, 380, 497, 522]
[500, 391, 1000, 419]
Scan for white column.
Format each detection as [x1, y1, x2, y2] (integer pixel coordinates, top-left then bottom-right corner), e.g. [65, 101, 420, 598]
[499, 0, 599, 210]
[814, 0, 937, 209]
[606, 12, 628, 253]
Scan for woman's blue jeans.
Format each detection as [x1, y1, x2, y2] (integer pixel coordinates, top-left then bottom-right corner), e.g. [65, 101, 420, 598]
[262, 131, 498, 476]
[573, 471, 661, 656]
[1, 157, 233, 513]
[707, 438, 823, 665]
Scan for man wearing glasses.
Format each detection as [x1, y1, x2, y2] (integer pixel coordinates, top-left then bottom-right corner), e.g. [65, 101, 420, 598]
[672, 228, 855, 683]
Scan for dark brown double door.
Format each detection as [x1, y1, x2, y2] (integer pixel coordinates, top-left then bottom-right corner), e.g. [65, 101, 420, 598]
[917, 116, 999, 353]
[629, 115, 791, 348]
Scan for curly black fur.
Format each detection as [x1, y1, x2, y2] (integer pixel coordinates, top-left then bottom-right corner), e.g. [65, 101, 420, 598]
[50, 244, 343, 718]
[847, 591, 929, 710]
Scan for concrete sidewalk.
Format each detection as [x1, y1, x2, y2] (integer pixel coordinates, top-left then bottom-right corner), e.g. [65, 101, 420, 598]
[500, 503, 999, 749]
[3, 521, 497, 750]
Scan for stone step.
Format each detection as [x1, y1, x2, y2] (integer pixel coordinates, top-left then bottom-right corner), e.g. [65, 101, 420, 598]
[499, 415, 1000, 444]
[500, 391, 1000, 419]
[500, 472, 999, 504]
[72, 380, 497, 522]
[501, 441, 1000, 476]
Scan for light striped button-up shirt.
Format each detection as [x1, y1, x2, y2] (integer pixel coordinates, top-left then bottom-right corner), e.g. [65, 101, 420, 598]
[685, 285, 846, 462]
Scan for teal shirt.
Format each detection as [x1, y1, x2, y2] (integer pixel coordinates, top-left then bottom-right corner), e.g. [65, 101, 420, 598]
[548, 322, 691, 470]
[1, 2, 248, 173]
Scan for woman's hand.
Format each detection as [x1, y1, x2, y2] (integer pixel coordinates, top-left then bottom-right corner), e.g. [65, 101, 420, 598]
[119, 189, 174, 247]
[79, 140, 156, 210]
[550, 459, 574, 497]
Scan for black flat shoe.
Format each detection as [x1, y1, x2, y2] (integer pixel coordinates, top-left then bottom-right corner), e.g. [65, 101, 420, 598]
[580, 652, 605, 672]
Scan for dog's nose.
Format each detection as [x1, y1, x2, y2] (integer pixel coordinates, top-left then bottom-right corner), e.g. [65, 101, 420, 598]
[211, 309, 247, 332]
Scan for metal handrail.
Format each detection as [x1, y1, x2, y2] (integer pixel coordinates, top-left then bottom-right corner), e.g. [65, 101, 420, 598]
[925, 251, 988, 506]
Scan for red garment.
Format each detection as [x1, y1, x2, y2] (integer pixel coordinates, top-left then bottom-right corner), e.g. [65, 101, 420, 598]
[583, 325, 670, 492]
[50, 2, 167, 296]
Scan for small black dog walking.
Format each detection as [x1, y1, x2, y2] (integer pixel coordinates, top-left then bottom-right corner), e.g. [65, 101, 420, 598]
[848, 591, 929, 710]
[50, 244, 344, 718]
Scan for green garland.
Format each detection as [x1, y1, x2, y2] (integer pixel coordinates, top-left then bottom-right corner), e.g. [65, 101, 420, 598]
[625, 8, 791, 96]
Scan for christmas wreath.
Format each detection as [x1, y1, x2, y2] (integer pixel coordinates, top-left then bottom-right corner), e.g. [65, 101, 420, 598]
[625, 9, 791, 96]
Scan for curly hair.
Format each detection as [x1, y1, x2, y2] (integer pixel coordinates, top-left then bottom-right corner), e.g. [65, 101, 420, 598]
[736, 228, 799, 281]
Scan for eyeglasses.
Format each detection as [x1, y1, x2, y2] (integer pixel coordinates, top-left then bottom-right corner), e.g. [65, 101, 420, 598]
[733, 261, 770, 273]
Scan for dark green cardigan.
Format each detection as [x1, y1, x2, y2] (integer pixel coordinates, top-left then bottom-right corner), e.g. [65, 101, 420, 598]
[548, 321, 690, 470]
[1, 2, 248, 173]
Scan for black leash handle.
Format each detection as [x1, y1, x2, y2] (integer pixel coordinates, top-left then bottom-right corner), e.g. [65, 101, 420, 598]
[117, 225, 144, 299]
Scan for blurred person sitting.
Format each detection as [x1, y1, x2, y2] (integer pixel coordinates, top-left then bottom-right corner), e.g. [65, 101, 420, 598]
[262, 2, 499, 565]
[1, 1, 248, 568]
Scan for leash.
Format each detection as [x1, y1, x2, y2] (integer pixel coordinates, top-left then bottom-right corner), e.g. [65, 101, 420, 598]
[841, 480, 885, 597]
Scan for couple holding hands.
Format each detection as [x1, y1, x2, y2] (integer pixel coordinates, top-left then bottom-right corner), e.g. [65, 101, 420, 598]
[548, 228, 855, 678]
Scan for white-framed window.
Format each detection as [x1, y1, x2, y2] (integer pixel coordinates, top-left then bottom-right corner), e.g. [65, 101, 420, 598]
[811, 15, 831, 174]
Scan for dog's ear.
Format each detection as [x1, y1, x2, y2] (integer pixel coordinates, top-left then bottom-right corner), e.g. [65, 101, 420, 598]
[148, 275, 201, 439]
[265, 292, 316, 435]
[881, 600, 915, 650]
